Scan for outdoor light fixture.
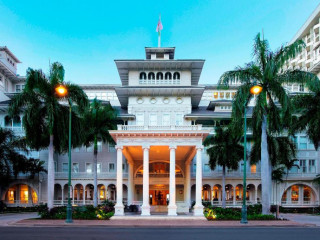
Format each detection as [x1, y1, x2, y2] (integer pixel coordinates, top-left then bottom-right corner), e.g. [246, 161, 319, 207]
[55, 85, 68, 97]
[249, 84, 263, 95]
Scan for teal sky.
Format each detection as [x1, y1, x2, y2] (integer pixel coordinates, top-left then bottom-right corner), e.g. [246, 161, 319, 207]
[0, 0, 319, 85]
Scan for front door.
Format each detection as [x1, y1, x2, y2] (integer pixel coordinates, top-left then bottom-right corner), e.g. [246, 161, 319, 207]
[149, 190, 169, 205]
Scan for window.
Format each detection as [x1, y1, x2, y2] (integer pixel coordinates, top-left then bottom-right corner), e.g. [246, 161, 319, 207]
[289, 160, 299, 173]
[108, 142, 116, 152]
[156, 53, 164, 59]
[54, 161, 57, 172]
[173, 72, 180, 80]
[139, 72, 146, 80]
[136, 113, 144, 125]
[165, 72, 172, 80]
[109, 163, 115, 172]
[156, 72, 163, 80]
[251, 165, 257, 173]
[97, 163, 101, 173]
[299, 84, 304, 92]
[219, 92, 224, 99]
[213, 92, 218, 99]
[162, 113, 171, 126]
[148, 72, 155, 80]
[62, 163, 68, 173]
[149, 113, 157, 126]
[226, 92, 230, 99]
[98, 141, 102, 152]
[15, 85, 21, 92]
[175, 113, 183, 126]
[72, 163, 79, 173]
[86, 163, 93, 173]
[231, 92, 236, 98]
[309, 159, 316, 173]
[86, 144, 93, 152]
[300, 160, 307, 173]
[299, 136, 307, 149]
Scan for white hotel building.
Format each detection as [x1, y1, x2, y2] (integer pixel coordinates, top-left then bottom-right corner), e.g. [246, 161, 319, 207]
[1, 6, 320, 215]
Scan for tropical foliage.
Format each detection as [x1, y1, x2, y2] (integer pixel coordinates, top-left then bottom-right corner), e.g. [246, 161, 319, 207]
[9, 62, 88, 209]
[219, 33, 318, 214]
[82, 98, 117, 207]
[203, 126, 243, 208]
[0, 127, 46, 187]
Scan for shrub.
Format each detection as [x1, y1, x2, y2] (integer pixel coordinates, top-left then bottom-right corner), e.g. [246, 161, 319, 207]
[0, 201, 7, 212]
[247, 214, 276, 220]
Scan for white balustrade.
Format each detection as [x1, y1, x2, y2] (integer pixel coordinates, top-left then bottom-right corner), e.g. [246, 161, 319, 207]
[117, 124, 203, 131]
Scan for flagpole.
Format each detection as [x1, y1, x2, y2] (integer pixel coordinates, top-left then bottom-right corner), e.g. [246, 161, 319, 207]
[158, 31, 161, 47]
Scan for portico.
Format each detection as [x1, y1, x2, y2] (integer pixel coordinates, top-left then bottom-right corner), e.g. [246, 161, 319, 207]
[110, 127, 209, 216]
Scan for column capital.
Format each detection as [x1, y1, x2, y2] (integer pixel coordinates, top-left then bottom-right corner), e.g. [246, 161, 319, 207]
[196, 145, 204, 151]
[142, 145, 150, 150]
[115, 145, 123, 150]
[169, 145, 177, 150]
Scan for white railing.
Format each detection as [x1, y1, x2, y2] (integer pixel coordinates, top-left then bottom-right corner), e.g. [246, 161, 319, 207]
[195, 172, 261, 178]
[55, 172, 128, 179]
[117, 125, 203, 131]
[4, 126, 24, 135]
[5, 200, 38, 206]
[135, 172, 184, 178]
[281, 200, 319, 206]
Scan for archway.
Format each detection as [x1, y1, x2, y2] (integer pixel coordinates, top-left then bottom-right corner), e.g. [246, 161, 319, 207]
[235, 184, 243, 201]
[281, 184, 318, 205]
[247, 184, 256, 203]
[212, 184, 222, 203]
[191, 184, 196, 204]
[98, 184, 106, 203]
[74, 184, 84, 204]
[225, 184, 234, 203]
[202, 184, 211, 202]
[4, 183, 38, 206]
[85, 184, 94, 203]
[107, 184, 116, 201]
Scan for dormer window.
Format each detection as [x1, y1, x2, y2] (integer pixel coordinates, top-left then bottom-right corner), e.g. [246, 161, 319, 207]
[148, 72, 155, 80]
[156, 72, 163, 80]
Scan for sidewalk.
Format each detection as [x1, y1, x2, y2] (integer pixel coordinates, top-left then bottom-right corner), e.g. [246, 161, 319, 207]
[0, 212, 38, 226]
[280, 213, 320, 227]
[12, 217, 312, 228]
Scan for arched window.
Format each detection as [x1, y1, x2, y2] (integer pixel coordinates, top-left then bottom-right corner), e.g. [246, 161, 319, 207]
[12, 116, 21, 127]
[148, 72, 155, 80]
[156, 72, 163, 80]
[173, 72, 180, 80]
[4, 116, 11, 127]
[139, 72, 147, 80]
[165, 72, 172, 80]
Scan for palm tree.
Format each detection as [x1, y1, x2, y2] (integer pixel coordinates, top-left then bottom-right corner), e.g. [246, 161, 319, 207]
[9, 62, 88, 209]
[219, 33, 318, 214]
[82, 98, 117, 207]
[0, 127, 46, 188]
[291, 85, 320, 150]
[203, 126, 243, 208]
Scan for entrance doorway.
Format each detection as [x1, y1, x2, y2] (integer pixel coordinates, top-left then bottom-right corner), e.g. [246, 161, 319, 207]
[149, 190, 169, 205]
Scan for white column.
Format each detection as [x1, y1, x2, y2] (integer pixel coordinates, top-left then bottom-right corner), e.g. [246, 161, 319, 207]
[233, 186, 236, 206]
[194, 146, 204, 216]
[141, 146, 150, 216]
[115, 146, 124, 215]
[184, 162, 191, 207]
[127, 163, 134, 206]
[83, 186, 86, 205]
[61, 185, 64, 205]
[255, 186, 258, 204]
[168, 146, 177, 216]
[72, 186, 75, 205]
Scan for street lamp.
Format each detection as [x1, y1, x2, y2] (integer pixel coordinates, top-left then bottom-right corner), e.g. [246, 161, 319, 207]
[241, 84, 262, 224]
[55, 84, 73, 224]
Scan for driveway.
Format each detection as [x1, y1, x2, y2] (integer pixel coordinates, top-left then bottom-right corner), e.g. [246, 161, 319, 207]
[0, 212, 39, 226]
[281, 213, 320, 226]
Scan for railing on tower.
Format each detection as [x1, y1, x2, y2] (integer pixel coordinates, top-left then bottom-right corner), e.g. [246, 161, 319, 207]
[117, 125, 203, 131]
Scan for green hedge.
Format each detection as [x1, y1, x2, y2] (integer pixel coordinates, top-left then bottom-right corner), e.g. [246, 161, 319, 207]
[204, 205, 276, 221]
[38, 203, 114, 220]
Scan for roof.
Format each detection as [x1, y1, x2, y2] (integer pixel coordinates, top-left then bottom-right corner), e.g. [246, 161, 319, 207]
[114, 59, 205, 86]
[114, 86, 205, 109]
[290, 4, 320, 43]
[185, 106, 253, 119]
[0, 46, 21, 63]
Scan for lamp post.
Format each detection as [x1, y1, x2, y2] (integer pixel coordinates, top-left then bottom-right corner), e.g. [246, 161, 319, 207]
[241, 84, 262, 224]
[55, 85, 73, 224]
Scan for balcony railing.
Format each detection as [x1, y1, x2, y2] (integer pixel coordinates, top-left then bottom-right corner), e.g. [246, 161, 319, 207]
[281, 200, 319, 207]
[4, 126, 24, 135]
[117, 125, 203, 131]
[55, 172, 128, 179]
[135, 172, 184, 178]
[193, 171, 261, 178]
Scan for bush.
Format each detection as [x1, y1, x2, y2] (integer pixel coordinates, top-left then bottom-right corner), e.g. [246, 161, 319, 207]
[38, 204, 114, 220]
[0, 201, 7, 212]
[247, 214, 275, 220]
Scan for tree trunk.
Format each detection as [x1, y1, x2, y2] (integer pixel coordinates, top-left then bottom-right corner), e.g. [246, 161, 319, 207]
[222, 165, 226, 208]
[47, 135, 54, 209]
[261, 115, 270, 214]
[93, 136, 98, 207]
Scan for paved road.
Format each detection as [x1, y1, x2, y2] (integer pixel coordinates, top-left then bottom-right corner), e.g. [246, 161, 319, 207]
[281, 213, 320, 226]
[0, 213, 38, 226]
[0, 227, 319, 240]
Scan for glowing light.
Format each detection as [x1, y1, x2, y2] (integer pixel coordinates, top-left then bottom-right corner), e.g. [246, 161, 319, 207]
[250, 85, 263, 95]
[55, 85, 68, 97]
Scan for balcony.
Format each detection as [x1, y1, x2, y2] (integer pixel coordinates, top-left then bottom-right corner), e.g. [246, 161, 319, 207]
[55, 172, 128, 179]
[192, 171, 261, 179]
[4, 126, 24, 136]
[117, 124, 203, 131]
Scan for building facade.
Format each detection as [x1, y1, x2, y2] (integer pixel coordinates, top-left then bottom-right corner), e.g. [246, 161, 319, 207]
[1, 6, 320, 216]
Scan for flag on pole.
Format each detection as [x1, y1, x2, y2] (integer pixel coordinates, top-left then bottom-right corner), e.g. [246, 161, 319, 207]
[156, 15, 163, 36]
